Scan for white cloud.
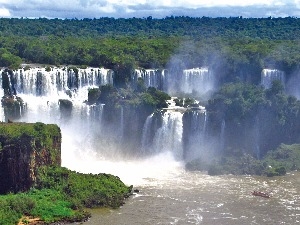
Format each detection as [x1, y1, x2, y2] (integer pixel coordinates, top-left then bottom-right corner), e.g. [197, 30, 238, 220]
[0, 0, 299, 18]
[0, 7, 10, 17]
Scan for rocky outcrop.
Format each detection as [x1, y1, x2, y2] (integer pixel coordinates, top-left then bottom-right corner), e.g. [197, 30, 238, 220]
[1, 95, 26, 121]
[0, 122, 61, 194]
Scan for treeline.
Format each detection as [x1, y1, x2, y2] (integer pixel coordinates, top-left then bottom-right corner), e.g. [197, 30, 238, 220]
[1, 17, 300, 39]
[1, 17, 300, 83]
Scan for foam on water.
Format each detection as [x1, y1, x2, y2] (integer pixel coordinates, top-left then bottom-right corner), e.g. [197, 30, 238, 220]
[62, 137, 184, 186]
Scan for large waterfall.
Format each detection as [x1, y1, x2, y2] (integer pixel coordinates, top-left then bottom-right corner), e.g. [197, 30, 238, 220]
[132, 67, 215, 96]
[261, 69, 285, 89]
[4, 66, 113, 124]
[13, 66, 114, 95]
[153, 111, 184, 159]
[0, 66, 117, 164]
[133, 69, 167, 90]
[182, 109, 209, 161]
[0, 66, 214, 185]
[141, 110, 184, 159]
[181, 67, 214, 94]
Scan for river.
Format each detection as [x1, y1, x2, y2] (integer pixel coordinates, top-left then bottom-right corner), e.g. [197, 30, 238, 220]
[63, 151, 300, 225]
[6, 67, 300, 224]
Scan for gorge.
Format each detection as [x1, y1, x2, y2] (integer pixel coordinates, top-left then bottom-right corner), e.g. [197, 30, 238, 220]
[1, 64, 300, 224]
[1, 66, 299, 166]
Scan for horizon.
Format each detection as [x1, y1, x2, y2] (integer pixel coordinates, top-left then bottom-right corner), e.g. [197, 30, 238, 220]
[0, 0, 298, 19]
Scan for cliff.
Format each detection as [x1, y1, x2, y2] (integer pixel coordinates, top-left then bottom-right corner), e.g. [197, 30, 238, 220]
[0, 122, 61, 194]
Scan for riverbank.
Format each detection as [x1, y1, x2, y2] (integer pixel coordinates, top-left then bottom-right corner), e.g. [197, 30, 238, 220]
[0, 122, 132, 225]
[186, 143, 300, 177]
[0, 166, 132, 225]
[70, 169, 300, 225]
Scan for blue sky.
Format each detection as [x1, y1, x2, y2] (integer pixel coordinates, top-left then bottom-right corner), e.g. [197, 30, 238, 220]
[0, 0, 299, 18]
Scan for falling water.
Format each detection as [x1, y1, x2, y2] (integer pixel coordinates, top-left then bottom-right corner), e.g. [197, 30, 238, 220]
[0, 83, 5, 122]
[261, 69, 285, 89]
[120, 106, 124, 140]
[13, 66, 113, 96]
[184, 110, 208, 161]
[254, 116, 260, 159]
[141, 113, 154, 153]
[133, 69, 167, 90]
[1, 66, 109, 164]
[152, 111, 183, 159]
[220, 119, 226, 153]
[2, 66, 300, 225]
[181, 67, 214, 94]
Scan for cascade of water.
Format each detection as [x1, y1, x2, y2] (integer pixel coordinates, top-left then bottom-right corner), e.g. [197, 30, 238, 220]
[220, 119, 226, 153]
[161, 69, 168, 92]
[181, 67, 214, 94]
[77, 67, 114, 88]
[152, 111, 183, 160]
[254, 116, 260, 159]
[120, 106, 124, 140]
[184, 110, 208, 161]
[13, 67, 113, 97]
[133, 69, 165, 90]
[0, 70, 5, 121]
[261, 69, 285, 89]
[3, 66, 105, 145]
[141, 113, 154, 153]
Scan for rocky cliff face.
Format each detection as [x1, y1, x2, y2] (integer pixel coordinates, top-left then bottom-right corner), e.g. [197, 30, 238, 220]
[0, 122, 61, 194]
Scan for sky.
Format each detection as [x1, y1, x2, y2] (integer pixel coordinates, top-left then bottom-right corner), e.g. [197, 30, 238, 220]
[0, 0, 299, 19]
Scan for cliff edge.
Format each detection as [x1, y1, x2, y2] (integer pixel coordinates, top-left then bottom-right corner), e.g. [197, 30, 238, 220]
[0, 122, 61, 194]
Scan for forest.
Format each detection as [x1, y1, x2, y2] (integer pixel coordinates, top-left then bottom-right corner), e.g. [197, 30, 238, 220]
[0, 16, 300, 83]
[1, 16, 300, 177]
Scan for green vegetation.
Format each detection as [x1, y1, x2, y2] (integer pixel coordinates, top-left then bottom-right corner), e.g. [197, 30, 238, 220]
[92, 83, 170, 113]
[0, 166, 132, 225]
[0, 17, 299, 39]
[185, 80, 300, 176]
[207, 80, 300, 157]
[186, 144, 300, 177]
[1, 17, 300, 179]
[0, 17, 300, 83]
[0, 122, 60, 151]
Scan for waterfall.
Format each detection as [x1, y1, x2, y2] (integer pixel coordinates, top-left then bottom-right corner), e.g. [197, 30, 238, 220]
[141, 113, 154, 153]
[181, 67, 214, 94]
[0, 71, 6, 121]
[2, 66, 111, 124]
[77, 67, 114, 88]
[0, 66, 107, 159]
[220, 119, 226, 153]
[12, 66, 113, 97]
[133, 69, 166, 90]
[261, 69, 285, 89]
[120, 106, 124, 140]
[254, 116, 260, 159]
[132, 67, 214, 96]
[183, 110, 208, 161]
[152, 111, 183, 160]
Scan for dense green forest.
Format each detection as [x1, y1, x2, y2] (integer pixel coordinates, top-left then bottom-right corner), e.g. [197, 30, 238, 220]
[1, 17, 300, 177]
[1, 17, 300, 39]
[1, 17, 300, 83]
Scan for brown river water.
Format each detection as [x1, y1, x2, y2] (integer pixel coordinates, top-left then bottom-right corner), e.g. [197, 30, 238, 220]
[63, 152, 300, 225]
